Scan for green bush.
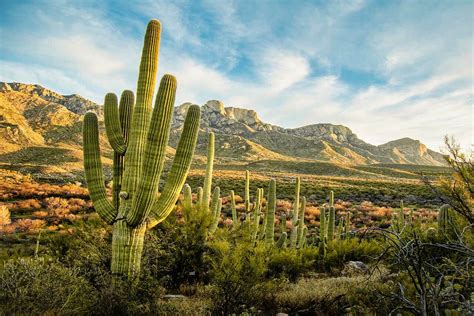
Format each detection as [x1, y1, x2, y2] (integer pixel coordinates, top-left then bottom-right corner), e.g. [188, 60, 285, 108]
[205, 239, 282, 314]
[267, 247, 318, 281]
[0, 257, 96, 314]
[323, 238, 382, 271]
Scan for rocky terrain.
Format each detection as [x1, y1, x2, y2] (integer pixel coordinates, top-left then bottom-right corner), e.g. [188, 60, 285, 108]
[0, 82, 446, 175]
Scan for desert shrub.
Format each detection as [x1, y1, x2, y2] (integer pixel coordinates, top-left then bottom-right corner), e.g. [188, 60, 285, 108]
[274, 272, 389, 314]
[323, 238, 382, 271]
[267, 247, 318, 281]
[142, 206, 212, 289]
[0, 257, 96, 314]
[205, 239, 282, 314]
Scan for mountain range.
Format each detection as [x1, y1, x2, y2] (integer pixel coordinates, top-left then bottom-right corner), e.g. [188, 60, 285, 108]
[0, 82, 446, 173]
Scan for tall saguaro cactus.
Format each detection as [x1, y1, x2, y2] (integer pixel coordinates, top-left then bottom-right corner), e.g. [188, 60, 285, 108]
[83, 20, 201, 278]
[289, 177, 301, 247]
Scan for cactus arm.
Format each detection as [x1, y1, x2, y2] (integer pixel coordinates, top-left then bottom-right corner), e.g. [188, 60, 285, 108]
[83, 112, 116, 224]
[329, 190, 334, 207]
[112, 91, 134, 210]
[244, 170, 250, 213]
[276, 232, 287, 248]
[265, 179, 276, 245]
[121, 20, 161, 206]
[201, 132, 215, 212]
[127, 74, 177, 226]
[104, 93, 127, 154]
[146, 105, 201, 229]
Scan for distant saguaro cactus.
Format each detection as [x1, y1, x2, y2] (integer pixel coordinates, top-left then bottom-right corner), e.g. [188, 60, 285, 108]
[265, 179, 277, 245]
[83, 20, 200, 278]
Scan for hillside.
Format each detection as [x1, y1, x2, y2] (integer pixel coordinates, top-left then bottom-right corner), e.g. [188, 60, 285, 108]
[0, 82, 447, 176]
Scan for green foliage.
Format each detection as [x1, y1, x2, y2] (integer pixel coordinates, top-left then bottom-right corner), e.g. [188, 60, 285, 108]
[323, 238, 382, 270]
[0, 257, 96, 314]
[205, 239, 280, 314]
[267, 247, 318, 281]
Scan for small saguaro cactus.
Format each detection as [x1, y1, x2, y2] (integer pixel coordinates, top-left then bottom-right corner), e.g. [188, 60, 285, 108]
[318, 206, 327, 256]
[201, 132, 215, 212]
[244, 170, 251, 214]
[265, 179, 277, 245]
[252, 188, 263, 240]
[83, 20, 201, 278]
[208, 187, 221, 234]
[296, 196, 307, 247]
[289, 177, 301, 248]
[230, 190, 238, 228]
[326, 191, 336, 240]
[398, 200, 405, 230]
[438, 204, 458, 235]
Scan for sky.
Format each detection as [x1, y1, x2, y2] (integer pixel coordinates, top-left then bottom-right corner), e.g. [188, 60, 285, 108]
[0, 0, 472, 151]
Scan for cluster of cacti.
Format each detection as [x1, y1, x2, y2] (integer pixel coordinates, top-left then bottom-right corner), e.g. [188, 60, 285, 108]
[279, 177, 308, 249]
[318, 191, 350, 256]
[83, 20, 201, 278]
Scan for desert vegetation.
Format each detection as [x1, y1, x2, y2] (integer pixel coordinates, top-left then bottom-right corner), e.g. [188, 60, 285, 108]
[1, 19, 472, 315]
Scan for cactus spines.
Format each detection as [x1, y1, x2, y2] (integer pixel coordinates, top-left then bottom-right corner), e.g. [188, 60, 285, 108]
[276, 232, 287, 248]
[297, 196, 306, 245]
[83, 20, 201, 278]
[230, 190, 238, 228]
[201, 132, 215, 212]
[289, 177, 301, 247]
[265, 179, 277, 245]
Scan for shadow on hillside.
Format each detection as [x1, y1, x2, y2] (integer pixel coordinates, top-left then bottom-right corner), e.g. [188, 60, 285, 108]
[0, 147, 81, 165]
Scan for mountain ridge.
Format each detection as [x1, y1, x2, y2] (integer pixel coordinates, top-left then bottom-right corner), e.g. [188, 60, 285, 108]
[0, 82, 446, 167]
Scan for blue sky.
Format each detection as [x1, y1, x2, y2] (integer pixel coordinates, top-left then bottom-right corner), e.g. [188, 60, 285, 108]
[1, 0, 472, 150]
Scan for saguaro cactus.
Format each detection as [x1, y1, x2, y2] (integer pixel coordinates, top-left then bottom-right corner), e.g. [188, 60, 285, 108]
[318, 206, 327, 256]
[201, 132, 215, 212]
[297, 196, 306, 247]
[230, 190, 238, 228]
[327, 191, 336, 240]
[252, 188, 263, 240]
[289, 177, 301, 247]
[244, 170, 251, 214]
[265, 179, 277, 245]
[83, 20, 200, 278]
